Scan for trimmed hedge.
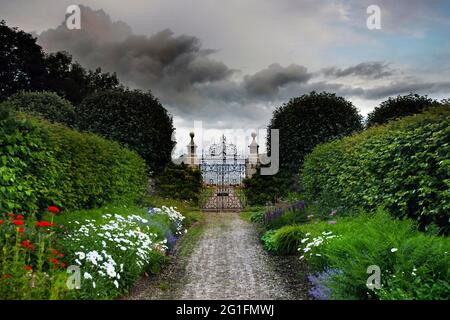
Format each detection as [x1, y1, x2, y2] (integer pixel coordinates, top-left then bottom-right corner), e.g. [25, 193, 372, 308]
[0, 106, 148, 214]
[156, 163, 203, 203]
[301, 107, 450, 233]
[6, 91, 75, 125]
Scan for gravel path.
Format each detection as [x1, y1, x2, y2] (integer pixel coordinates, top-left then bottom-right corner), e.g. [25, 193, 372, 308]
[180, 212, 293, 300]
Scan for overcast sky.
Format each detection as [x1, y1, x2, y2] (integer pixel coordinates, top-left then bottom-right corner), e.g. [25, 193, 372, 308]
[1, 0, 449, 155]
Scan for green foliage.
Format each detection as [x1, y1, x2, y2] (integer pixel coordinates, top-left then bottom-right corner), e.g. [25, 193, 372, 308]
[76, 89, 174, 172]
[0, 21, 120, 104]
[242, 168, 292, 205]
[264, 225, 306, 254]
[42, 51, 120, 105]
[156, 164, 203, 203]
[302, 107, 450, 233]
[0, 212, 68, 300]
[0, 107, 148, 214]
[268, 91, 363, 174]
[0, 20, 46, 100]
[366, 93, 437, 127]
[261, 230, 277, 252]
[54, 205, 185, 300]
[6, 91, 75, 125]
[296, 211, 450, 300]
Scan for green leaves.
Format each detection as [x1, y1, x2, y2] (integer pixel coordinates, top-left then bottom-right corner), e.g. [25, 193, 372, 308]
[302, 107, 450, 233]
[0, 112, 148, 214]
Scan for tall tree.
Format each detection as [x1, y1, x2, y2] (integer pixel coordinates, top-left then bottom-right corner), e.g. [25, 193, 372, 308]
[43, 51, 121, 105]
[0, 20, 46, 100]
[366, 93, 435, 127]
[268, 91, 363, 174]
[76, 89, 175, 172]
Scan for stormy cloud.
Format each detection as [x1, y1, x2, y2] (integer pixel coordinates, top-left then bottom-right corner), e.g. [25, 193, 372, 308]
[322, 62, 394, 79]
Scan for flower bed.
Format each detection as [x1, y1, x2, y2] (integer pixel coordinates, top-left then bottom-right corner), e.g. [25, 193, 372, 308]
[275, 211, 449, 300]
[0, 205, 187, 299]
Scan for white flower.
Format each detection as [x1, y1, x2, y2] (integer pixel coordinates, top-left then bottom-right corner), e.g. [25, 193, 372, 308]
[75, 252, 86, 260]
[113, 280, 119, 288]
[299, 255, 305, 260]
[390, 248, 398, 253]
[92, 281, 96, 289]
[84, 272, 92, 280]
[106, 265, 116, 278]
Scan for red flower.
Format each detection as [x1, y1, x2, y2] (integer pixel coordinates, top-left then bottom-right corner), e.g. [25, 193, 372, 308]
[21, 240, 30, 247]
[60, 262, 66, 267]
[7, 213, 14, 217]
[36, 221, 55, 228]
[53, 250, 58, 255]
[0, 220, 4, 225]
[47, 206, 60, 214]
[16, 215, 24, 220]
[18, 227, 25, 234]
[51, 258, 58, 264]
[25, 266, 32, 271]
[13, 220, 24, 226]
[59, 253, 64, 258]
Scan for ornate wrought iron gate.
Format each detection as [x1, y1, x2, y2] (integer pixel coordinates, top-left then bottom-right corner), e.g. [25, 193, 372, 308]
[199, 135, 247, 212]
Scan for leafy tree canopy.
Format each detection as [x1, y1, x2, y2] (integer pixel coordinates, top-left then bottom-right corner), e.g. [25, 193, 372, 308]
[268, 91, 363, 174]
[76, 89, 175, 172]
[366, 93, 437, 127]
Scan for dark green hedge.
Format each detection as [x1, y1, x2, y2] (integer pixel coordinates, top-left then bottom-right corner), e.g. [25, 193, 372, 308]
[242, 168, 292, 205]
[0, 106, 148, 214]
[156, 163, 203, 203]
[301, 107, 450, 233]
[6, 91, 75, 126]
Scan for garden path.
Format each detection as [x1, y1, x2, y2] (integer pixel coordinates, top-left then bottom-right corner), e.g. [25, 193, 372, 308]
[128, 211, 309, 300]
[179, 212, 294, 299]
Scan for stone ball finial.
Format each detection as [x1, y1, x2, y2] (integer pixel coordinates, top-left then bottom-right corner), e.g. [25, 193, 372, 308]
[190, 131, 195, 138]
[251, 132, 257, 139]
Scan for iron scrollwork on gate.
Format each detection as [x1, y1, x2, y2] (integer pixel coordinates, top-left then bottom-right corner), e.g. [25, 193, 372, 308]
[200, 135, 247, 212]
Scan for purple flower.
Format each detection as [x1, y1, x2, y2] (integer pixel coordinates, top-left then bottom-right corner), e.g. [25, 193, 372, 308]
[166, 232, 177, 249]
[329, 209, 337, 216]
[291, 200, 306, 211]
[307, 268, 341, 300]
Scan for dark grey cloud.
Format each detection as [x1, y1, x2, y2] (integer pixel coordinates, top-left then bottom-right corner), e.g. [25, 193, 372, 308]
[243, 63, 312, 98]
[38, 5, 234, 108]
[322, 62, 394, 79]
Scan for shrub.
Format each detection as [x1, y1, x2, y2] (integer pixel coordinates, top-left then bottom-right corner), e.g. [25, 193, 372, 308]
[60, 206, 185, 299]
[269, 225, 306, 255]
[5, 91, 75, 125]
[262, 200, 308, 230]
[301, 107, 450, 233]
[366, 93, 437, 127]
[76, 89, 175, 172]
[296, 211, 450, 300]
[242, 168, 292, 205]
[0, 107, 148, 214]
[156, 163, 203, 203]
[0, 209, 68, 299]
[268, 91, 363, 174]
